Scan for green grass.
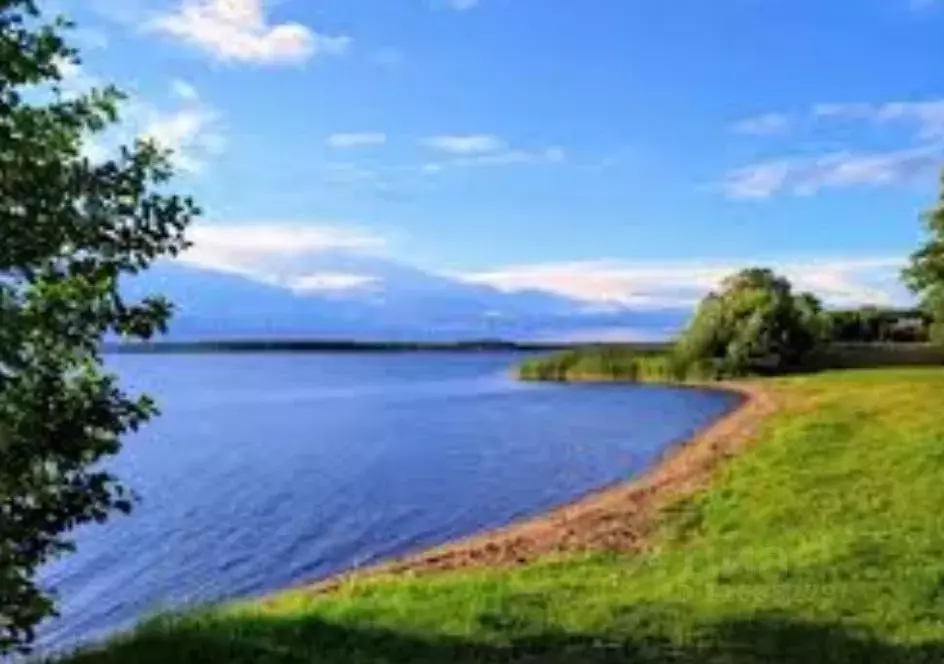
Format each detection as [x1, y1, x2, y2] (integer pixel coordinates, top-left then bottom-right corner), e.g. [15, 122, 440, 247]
[517, 342, 944, 383]
[516, 345, 707, 382]
[59, 369, 944, 663]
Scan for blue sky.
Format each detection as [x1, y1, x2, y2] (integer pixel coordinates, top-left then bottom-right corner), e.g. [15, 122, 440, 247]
[57, 0, 944, 309]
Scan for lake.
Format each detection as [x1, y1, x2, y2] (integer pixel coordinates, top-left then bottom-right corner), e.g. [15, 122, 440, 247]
[37, 352, 739, 654]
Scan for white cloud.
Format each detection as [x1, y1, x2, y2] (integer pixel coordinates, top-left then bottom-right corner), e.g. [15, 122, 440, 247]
[543, 147, 568, 163]
[147, 0, 351, 65]
[730, 112, 791, 136]
[452, 146, 566, 167]
[179, 223, 386, 284]
[319, 163, 409, 200]
[186, 224, 384, 259]
[876, 101, 944, 140]
[720, 161, 793, 199]
[54, 63, 224, 173]
[461, 257, 909, 309]
[422, 134, 506, 155]
[797, 147, 940, 190]
[721, 144, 943, 199]
[812, 102, 876, 120]
[418, 134, 565, 172]
[140, 104, 225, 174]
[176, 223, 908, 311]
[290, 273, 381, 293]
[323, 162, 381, 182]
[171, 79, 200, 101]
[326, 132, 388, 149]
[422, 144, 567, 173]
[723, 98, 944, 198]
[55, 58, 101, 98]
[814, 99, 944, 139]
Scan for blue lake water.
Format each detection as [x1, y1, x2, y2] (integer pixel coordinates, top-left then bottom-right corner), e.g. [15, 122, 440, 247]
[37, 352, 739, 654]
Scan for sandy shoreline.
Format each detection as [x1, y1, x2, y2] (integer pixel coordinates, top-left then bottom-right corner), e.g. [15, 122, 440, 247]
[306, 381, 777, 594]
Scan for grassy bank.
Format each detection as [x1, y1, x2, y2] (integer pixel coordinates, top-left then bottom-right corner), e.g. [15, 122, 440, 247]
[517, 345, 704, 382]
[517, 342, 944, 382]
[58, 368, 944, 663]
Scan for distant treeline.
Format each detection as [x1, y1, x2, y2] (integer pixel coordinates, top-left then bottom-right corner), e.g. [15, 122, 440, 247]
[104, 309, 930, 355]
[519, 304, 943, 384]
[826, 307, 932, 344]
[104, 339, 574, 354]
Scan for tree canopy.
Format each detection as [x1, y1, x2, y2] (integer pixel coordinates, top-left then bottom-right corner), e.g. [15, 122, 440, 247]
[904, 169, 944, 343]
[0, 0, 198, 653]
[674, 268, 827, 376]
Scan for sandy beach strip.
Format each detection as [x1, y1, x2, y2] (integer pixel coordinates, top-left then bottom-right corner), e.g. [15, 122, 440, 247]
[304, 381, 777, 594]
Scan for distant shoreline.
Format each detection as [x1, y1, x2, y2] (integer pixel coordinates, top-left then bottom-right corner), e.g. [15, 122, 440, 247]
[103, 340, 672, 355]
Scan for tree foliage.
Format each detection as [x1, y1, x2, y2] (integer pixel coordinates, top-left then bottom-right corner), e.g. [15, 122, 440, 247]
[827, 307, 930, 344]
[904, 169, 944, 343]
[0, 1, 198, 652]
[674, 268, 827, 376]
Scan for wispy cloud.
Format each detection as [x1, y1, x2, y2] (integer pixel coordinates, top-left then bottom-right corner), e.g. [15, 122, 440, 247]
[187, 224, 384, 257]
[323, 163, 383, 182]
[147, 0, 351, 65]
[447, 0, 481, 10]
[814, 99, 944, 140]
[170, 79, 200, 102]
[290, 273, 381, 294]
[59, 63, 226, 174]
[326, 132, 388, 149]
[55, 58, 102, 98]
[180, 223, 386, 286]
[720, 161, 793, 199]
[420, 135, 566, 172]
[721, 144, 943, 199]
[178, 222, 908, 310]
[319, 162, 420, 202]
[732, 99, 944, 141]
[461, 257, 908, 309]
[730, 112, 791, 136]
[812, 102, 875, 120]
[422, 134, 507, 155]
[140, 104, 226, 174]
[423, 147, 566, 173]
[723, 97, 944, 198]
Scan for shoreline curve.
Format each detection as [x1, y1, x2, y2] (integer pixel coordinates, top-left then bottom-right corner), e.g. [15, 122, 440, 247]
[303, 380, 777, 595]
